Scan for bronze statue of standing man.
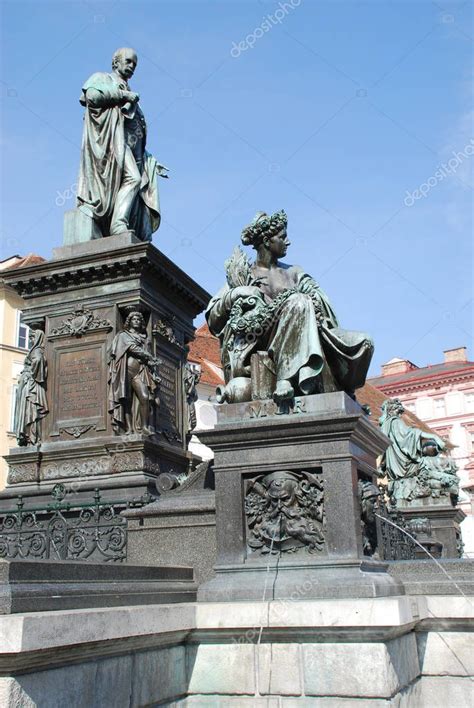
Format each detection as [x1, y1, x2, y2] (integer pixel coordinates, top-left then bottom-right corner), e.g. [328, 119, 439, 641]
[108, 312, 161, 435]
[76, 48, 169, 241]
[14, 330, 48, 446]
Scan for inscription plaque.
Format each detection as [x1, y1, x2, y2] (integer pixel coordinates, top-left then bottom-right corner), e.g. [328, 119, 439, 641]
[157, 354, 181, 440]
[57, 348, 103, 422]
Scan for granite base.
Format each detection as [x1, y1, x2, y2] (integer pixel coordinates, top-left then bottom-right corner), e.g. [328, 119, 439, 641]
[197, 392, 401, 601]
[396, 500, 465, 559]
[0, 559, 196, 614]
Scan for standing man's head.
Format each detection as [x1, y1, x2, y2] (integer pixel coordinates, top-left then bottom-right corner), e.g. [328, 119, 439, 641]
[112, 48, 138, 80]
[124, 311, 146, 332]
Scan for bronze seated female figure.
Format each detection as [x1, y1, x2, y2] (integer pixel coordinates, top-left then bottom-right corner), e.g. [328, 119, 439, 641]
[206, 210, 374, 404]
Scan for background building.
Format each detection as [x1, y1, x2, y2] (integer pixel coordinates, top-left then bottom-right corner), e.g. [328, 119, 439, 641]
[187, 324, 222, 461]
[369, 347, 474, 556]
[0, 255, 45, 488]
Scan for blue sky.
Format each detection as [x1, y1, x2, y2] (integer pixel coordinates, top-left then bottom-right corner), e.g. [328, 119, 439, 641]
[1, 0, 472, 374]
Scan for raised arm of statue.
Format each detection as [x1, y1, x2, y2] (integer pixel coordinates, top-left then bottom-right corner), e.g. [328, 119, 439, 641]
[419, 430, 446, 451]
[84, 87, 125, 108]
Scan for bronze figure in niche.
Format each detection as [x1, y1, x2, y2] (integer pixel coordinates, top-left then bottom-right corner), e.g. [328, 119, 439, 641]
[245, 470, 325, 554]
[15, 330, 49, 446]
[184, 362, 201, 441]
[207, 210, 373, 404]
[108, 312, 161, 435]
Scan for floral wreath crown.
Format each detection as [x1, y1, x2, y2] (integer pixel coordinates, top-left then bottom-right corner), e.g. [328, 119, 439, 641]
[241, 209, 288, 246]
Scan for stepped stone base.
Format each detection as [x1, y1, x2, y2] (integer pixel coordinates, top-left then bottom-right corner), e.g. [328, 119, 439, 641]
[396, 500, 465, 559]
[387, 558, 474, 595]
[0, 559, 196, 614]
[0, 595, 472, 706]
[198, 559, 404, 601]
[124, 461, 216, 586]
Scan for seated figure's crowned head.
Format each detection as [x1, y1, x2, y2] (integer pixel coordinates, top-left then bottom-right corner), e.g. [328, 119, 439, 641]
[241, 210, 288, 249]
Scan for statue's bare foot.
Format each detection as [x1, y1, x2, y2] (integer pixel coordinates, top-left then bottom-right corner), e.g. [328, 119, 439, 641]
[273, 379, 294, 403]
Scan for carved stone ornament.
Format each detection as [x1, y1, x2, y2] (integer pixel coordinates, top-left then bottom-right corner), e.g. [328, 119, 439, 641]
[59, 424, 96, 438]
[152, 316, 179, 346]
[7, 463, 38, 485]
[110, 451, 144, 473]
[244, 469, 325, 554]
[358, 479, 380, 557]
[42, 457, 111, 480]
[50, 304, 112, 338]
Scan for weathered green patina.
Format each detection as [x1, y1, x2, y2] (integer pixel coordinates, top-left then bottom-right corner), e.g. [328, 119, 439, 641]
[379, 398, 459, 506]
[206, 210, 374, 404]
[75, 48, 168, 241]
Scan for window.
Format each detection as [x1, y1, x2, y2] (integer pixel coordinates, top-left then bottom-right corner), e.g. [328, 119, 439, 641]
[465, 393, 474, 412]
[433, 398, 446, 417]
[404, 402, 416, 414]
[16, 312, 29, 350]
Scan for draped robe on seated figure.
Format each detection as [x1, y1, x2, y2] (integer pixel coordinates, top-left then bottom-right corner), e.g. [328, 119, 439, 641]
[207, 258, 374, 399]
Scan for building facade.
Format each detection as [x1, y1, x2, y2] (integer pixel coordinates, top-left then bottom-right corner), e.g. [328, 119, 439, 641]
[186, 324, 222, 461]
[369, 347, 474, 556]
[0, 255, 45, 489]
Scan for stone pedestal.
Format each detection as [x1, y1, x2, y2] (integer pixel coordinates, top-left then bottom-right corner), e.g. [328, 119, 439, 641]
[63, 208, 102, 245]
[0, 559, 196, 614]
[1, 235, 209, 510]
[396, 497, 466, 559]
[197, 392, 404, 601]
[124, 462, 217, 585]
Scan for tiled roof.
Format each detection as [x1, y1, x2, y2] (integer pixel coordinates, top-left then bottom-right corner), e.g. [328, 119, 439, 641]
[368, 360, 474, 388]
[0, 253, 46, 272]
[356, 383, 439, 437]
[189, 325, 442, 438]
[188, 324, 224, 386]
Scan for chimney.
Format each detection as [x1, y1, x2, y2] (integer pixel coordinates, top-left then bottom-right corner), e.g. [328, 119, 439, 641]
[444, 347, 467, 364]
[381, 358, 418, 377]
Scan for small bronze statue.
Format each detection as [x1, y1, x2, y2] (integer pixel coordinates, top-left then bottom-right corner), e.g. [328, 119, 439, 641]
[206, 210, 373, 404]
[108, 312, 161, 434]
[15, 330, 48, 446]
[184, 363, 201, 440]
[379, 398, 459, 506]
